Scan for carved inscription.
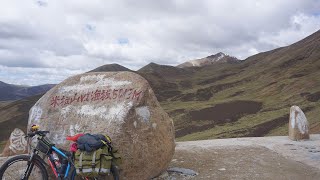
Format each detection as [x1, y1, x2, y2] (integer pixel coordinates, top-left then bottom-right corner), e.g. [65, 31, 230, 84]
[51, 88, 143, 108]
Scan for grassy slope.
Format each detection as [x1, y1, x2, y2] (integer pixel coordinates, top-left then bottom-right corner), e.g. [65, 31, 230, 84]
[158, 30, 320, 141]
[0, 95, 42, 142]
[0, 30, 319, 146]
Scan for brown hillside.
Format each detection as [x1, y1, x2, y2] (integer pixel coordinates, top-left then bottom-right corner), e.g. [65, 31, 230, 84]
[0, 95, 42, 142]
[1, 30, 320, 145]
[159, 29, 320, 140]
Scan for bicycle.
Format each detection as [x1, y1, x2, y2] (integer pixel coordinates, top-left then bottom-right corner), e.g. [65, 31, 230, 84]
[0, 129, 119, 180]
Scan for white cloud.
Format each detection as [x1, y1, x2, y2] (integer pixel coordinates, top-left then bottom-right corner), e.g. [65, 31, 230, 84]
[0, 65, 84, 86]
[0, 0, 319, 85]
[258, 13, 320, 47]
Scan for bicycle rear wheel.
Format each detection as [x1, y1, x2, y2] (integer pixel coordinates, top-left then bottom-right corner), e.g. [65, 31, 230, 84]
[0, 155, 48, 180]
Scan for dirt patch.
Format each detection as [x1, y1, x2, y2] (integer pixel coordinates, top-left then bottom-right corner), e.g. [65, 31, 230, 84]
[303, 106, 316, 112]
[154, 88, 180, 102]
[190, 101, 262, 122]
[173, 86, 214, 102]
[172, 92, 195, 102]
[300, 92, 310, 97]
[228, 90, 245, 98]
[176, 123, 217, 138]
[279, 54, 310, 69]
[160, 90, 182, 100]
[195, 87, 213, 101]
[310, 122, 320, 134]
[266, 81, 277, 86]
[175, 101, 263, 138]
[289, 73, 306, 78]
[173, 77, 252, 102]
[209, 77, 252, 94]
[248, 115, 289, 137]
[168, 109, 186, 117]
[179, 80, 192, 89]
[143, 74, 180, 102]
[213, 129, 250, 139]
[306, 91, 320, 102]
[170, 146, 320, 180]
[197, 73, 237, 85]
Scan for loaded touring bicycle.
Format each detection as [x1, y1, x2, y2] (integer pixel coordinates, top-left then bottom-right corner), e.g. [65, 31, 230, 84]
[0, 125, 120, 180]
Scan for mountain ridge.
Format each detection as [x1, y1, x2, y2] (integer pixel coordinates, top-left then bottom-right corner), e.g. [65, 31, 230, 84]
[89, 63, 132, 72]
[0, 29, 320, 145]
[177, 52, 240, 68]
[0, 81, 55, 101]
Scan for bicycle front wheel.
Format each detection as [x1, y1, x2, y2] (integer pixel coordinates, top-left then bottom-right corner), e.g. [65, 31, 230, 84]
[0, 155, 48, 180]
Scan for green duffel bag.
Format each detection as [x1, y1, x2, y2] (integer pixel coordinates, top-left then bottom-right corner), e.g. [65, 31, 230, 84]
[110, 148, 122, 166]
[74, 146, 112, 177]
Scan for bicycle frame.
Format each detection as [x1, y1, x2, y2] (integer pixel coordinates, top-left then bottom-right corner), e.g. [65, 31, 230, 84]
[47, 146, 71, 179]
[23, 146, 72, 179]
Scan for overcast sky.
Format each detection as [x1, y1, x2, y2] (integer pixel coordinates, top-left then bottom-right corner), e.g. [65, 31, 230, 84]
[0, 0, 320, 86]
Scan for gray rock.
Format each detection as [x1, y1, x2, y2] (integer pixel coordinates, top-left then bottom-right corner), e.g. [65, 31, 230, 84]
[28, 72, 175, 179]
[167, 167, 198, 176]
[289, 106, 309, 141]
[1, 128, 27, 156]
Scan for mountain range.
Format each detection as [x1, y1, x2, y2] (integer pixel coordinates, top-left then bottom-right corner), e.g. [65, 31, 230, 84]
[0, 82, 55, 101]
[1, 29, 320, 146]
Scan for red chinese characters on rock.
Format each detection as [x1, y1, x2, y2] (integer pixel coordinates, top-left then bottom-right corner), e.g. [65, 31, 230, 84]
[50, 88, 143, 108]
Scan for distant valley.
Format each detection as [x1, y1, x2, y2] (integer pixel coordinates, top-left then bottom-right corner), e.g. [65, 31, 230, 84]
[0, 81, 55, 101]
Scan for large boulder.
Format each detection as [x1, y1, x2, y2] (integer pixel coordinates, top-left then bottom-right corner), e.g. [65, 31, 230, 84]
[28, 72, 175, 179]
[288, 106, 309, 140]
[1, 128, 27, 156]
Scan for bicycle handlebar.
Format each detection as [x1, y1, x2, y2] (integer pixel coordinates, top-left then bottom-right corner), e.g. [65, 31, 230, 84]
[26, 131, 50, 138]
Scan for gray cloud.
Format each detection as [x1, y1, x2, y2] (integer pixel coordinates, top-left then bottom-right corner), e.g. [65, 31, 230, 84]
[0, 0, 319, 85]
[0, 22, 38, 40]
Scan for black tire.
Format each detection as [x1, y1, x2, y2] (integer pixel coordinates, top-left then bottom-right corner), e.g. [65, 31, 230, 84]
[111, 162, 120, 180]
[0, 155, 48, 180]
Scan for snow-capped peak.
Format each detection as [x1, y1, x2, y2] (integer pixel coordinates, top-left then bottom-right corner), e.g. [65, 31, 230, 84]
[177, 52, 239, 68]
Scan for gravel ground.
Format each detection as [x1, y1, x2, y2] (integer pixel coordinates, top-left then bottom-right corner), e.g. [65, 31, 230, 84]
[159, 135, 320, 180]
[1, 135, 320, 180]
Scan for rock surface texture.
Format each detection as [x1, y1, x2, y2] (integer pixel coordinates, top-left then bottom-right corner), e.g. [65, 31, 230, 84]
[28, 72, 175, 179]
[289, 105, 309, 140]
[1, 128, 27, 156]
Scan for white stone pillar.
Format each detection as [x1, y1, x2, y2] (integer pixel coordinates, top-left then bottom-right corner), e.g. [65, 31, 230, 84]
[289, 106, 309, 140]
